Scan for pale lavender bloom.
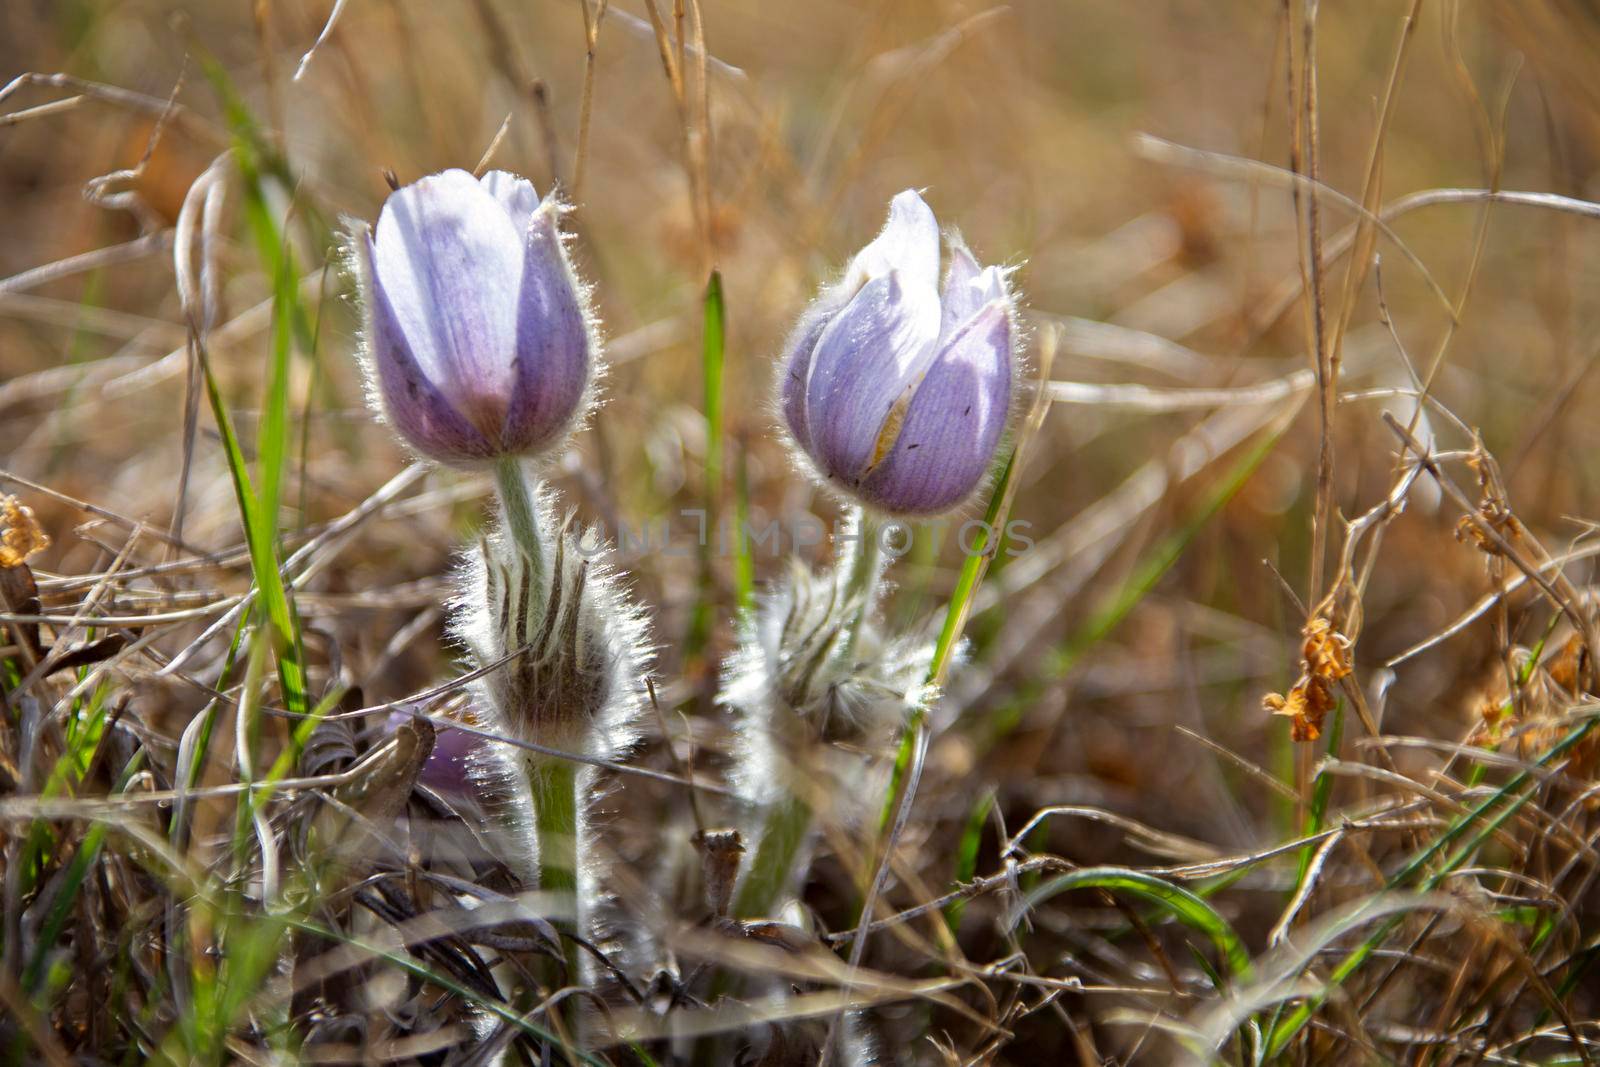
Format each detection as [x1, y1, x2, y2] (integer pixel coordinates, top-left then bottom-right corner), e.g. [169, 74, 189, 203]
[355, 169, 594, 466]
[780, 190, 1017, 516]
[387, 709, 481, 796]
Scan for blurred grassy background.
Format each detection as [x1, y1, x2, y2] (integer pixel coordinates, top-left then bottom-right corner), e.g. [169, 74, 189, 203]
[8, 0, 1600, 1060]
[7, 0, 1600, 797]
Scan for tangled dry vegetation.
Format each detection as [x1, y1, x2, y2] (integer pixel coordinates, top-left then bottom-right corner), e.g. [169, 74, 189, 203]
[6, 0, 1600, 1063]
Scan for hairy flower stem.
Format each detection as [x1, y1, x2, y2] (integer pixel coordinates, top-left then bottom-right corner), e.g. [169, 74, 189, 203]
[531, 758, 585, 991]
[494, 456, 545, 606]
[530, 759, 579, 897]
[837, 509, 883, 662]
[736, 511, 886, 918]
[492, 456, 582, 987]
[733, 791, 811, 919]
[491, 458, 571, 896]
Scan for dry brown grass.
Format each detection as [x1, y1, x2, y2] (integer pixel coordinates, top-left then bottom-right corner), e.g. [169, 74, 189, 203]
[7, 0, 1600, 1063]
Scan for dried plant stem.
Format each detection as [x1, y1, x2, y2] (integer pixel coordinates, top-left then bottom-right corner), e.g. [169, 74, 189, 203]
[573, 0, 609, 201]
[1298, 0, 1334, 609]
[732, 791, 810, 919]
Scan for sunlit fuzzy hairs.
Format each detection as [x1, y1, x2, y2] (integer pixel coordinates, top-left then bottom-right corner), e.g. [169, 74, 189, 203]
[724, 547, 937, 812]
[450, 483, 651, 919]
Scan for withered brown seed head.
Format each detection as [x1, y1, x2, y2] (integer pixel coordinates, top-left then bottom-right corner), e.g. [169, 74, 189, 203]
[0, 496, 50, 569]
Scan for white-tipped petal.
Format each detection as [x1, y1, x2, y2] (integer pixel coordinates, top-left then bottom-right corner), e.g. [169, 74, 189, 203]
[479, 169, 542, 235]
[843, 189, 941, 294]
[373, 169, 524, 439]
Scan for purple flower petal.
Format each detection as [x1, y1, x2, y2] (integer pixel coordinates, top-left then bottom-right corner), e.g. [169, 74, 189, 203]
[859, 300, 1012, 515]
[939, 245, 1004, 342]
[366, 232, 502, 463]
[502, 205, 593, 453]
[373, 169, 524, 444]
[479, 170, 541, 236]
[785, 191, 939, 454]
[803, 271, 941, 486]
[778, 294, 849, 452]
[773, 188, 1019, 515]
[388, 710, 481, 796]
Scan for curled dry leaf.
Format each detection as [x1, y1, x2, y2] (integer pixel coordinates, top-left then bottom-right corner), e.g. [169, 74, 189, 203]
[1301, 617, 1352, 682]
[1263, 674, 1336, 743]
[1264, 616, 1351, 742]
[1454, 503, 1524, 557]
[0, 495, 50, 568]
[694, 828, 746, 920]
[305, 717, 437, 893]
[1545, 633, 1589, 696]
[1453, 452, 1522, 558]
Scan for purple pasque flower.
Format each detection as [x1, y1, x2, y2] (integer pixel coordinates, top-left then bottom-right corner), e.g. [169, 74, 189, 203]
[780, 189, 1016, 516]
[356, 169, 595, 467]
[387, 709, 482, 797]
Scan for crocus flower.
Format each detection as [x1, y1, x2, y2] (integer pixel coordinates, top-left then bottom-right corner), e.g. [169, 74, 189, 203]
[780, 189, 1017, 516]
[355, 168, 595, 467]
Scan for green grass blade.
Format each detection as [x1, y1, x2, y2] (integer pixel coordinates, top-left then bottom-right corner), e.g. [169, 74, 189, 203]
[191, 51, 310, 717]
[1265, 712, 1600, 1054]
[930, 447, 1019, 681]
[879, 445, 1022, 833]
[944, 790, 993, 934]
[733, 438, 755, 617]
[702, 270, 726, 511]
[193, 327, 307, 716]
[685, 270, 728, 658]
[1019, 866, 1254, 981]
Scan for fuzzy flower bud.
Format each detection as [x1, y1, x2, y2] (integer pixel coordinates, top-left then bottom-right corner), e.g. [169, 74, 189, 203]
[354, 168, 596, 467]
[780, 189, 1018, 516]
[719, 513, 944, 919]
[724, 539, 936, 810]
[461, 514, 644, 766]
[451, 486, 649, 907]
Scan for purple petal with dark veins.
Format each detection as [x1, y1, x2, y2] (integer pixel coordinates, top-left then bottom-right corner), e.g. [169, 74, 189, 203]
[373, 169, 523, 444]
[939, 245, 1005, 344]
[802, 271, 941, 486]
[366, 232, 501, 463]
[859, 299, 1012, 515]
[777, 292, 850, 452]
[501, 204, 593, 454]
